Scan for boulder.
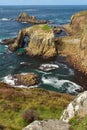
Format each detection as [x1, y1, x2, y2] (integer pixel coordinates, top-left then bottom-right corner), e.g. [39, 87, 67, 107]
[13, 73, 39, 87]
[60, 91, 87, 122]
[23, 120, 70, 130]
[16, 12, 47, 24]
[9, 24, 57, 59]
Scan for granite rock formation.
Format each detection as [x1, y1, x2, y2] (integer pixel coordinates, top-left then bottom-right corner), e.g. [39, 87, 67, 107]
[9, 24, 57, 59]
[23, 120, 70, 130]
[60, 91, 87, 122]
[16, 12, 47, 24]
[55, 10, 87, 74]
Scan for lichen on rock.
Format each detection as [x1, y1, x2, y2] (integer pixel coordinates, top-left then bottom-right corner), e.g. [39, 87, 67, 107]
[23, 120, 70, 130]
[60, 91, 87, 123]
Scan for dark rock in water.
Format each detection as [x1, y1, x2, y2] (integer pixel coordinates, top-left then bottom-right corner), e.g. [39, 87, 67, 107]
[13, 73, 39, 87]
[0, 38, 16, 45]
[16, 12, 47, 24]
[23, 120, 70, 130]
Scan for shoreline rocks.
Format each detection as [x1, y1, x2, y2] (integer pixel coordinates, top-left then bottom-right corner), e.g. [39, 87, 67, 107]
[56, 10, 87, 76]
[13, 73, 39, 87]
[16, 12, 48, 24]
[0, 37, 16, 45]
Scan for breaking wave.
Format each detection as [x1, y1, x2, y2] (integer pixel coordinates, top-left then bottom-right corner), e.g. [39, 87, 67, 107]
[41, 76, 82, 94]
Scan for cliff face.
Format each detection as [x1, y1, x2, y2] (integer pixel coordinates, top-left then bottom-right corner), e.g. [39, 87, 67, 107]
[9, 24, 57, 59]
[56, 11, 87, 74]
[63, 11, 87, 35]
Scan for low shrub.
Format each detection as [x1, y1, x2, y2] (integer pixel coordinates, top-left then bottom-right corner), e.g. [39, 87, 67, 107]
[23, 109, 39, 124]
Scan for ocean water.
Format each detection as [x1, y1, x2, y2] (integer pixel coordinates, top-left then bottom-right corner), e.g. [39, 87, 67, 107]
[0, 5, 87, 94]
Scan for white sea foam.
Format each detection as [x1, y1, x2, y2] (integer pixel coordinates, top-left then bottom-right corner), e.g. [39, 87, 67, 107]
[41, 76, 82, 94]
[5, 45, 8, 48]
[24, 9, 38, 12]
[39, 64, 59, 71]
[3, 75, 15, 86]
[21, 22, 27, 24]
[0, 18, 10, 21]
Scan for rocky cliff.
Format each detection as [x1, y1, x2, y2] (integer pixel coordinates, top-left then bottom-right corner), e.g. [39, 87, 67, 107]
[63, 11, 87, 34]
[9, 24, 57, 59]
[16, 12, 47, 24]
[56, 10, 87, 75]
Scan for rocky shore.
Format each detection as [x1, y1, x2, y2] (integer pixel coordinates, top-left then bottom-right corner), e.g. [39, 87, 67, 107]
[55, 11, 87, 76]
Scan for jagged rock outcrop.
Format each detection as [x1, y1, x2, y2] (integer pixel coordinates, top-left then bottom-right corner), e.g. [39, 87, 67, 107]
[13, 73, 39, 87]
[55, 11, 87, 74]
[16, 12, 47, 24]
[63, 10, 87, 34]
[23, 120, 70, 130]
[9, 24, 57, 59]
[60, 91, 87, 122]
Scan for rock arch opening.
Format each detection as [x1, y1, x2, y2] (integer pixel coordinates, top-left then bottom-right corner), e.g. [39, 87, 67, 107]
[22, 35, 30, 48]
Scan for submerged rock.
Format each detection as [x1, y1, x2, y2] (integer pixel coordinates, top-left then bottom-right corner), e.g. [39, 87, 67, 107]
[60, 91, 87, 122]
[13, 73, 39, 87]
[16, 12, 47, 24]
[23, 120, 70, 130]
[9, 24, 57, 59]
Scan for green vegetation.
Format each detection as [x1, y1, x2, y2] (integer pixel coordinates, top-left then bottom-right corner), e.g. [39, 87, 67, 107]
[33, 24, 52, 31]
[76, 11, 87, 16]
[42, 24, 52, 31]
[0, 82, 75, 130]
[70, 116, 87, 130]
[16, 48, 26, 54]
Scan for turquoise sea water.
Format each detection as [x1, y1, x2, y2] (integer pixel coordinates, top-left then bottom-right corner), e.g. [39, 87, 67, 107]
[0, 5, 87, 94]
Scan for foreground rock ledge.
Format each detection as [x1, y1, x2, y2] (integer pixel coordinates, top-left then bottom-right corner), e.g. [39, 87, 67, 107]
[60, 91, 87, 122]
[23, 120, 70, 130]
[9, 24, 57, 59]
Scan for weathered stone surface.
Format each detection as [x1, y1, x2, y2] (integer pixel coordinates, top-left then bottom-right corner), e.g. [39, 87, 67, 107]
[60, 91, 87, 122]
[16, 12, 47, 24]
[63, 11, 87, 34]
[56, 11, 87, 74]
[13, 73, 39, 87]
[53, 26, 62, 34]
[9, 24, 57, 59]
[23, 120, 70, 130]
